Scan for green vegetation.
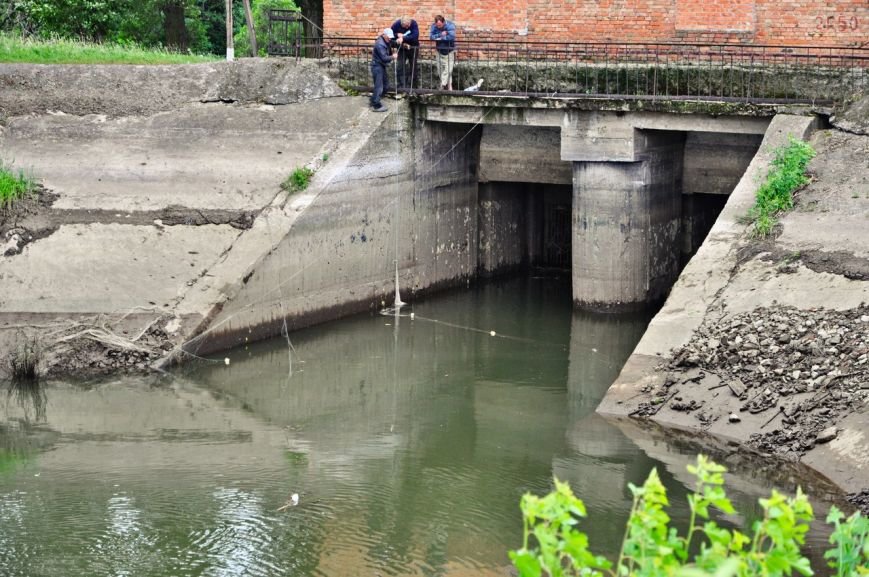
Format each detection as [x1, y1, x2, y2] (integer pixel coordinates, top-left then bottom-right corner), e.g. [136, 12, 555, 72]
[8, 333, 40, 385]
[281, 166, 315, 194]
[511, 455, 868, 577]
[747, 138, 816, 237]
[1, 0, 298, 58]
[0, 32, 218, 64]
[0, 163, 35, 211]
[337, 79, 361, 96]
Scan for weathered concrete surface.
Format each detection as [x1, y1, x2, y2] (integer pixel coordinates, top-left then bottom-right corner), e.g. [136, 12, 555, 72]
[1, 99, 364, 211]
[598, 115, 869, 495]
[478, 182, 530, 275]
[0, 223, 239, 313]
[175, 102, 487, 356]
[0, 60, 384, 376]
[171, 103, 395, 355]
[0, 58, 343, 119]
[478, 125, 571, 184]
[831, 94, 869, 136]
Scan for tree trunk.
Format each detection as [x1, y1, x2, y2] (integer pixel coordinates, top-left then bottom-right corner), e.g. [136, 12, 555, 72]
[296, 0, 322, 44]
[162, 1, 189, 51]
[225, 0, 234, 60]
[242, 0, 256, 56]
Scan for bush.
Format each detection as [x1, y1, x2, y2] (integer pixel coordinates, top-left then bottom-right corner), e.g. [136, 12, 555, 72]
[511, 455, 868, 577]
[747, 138, 816, 237]
[281, 166, 314, 193]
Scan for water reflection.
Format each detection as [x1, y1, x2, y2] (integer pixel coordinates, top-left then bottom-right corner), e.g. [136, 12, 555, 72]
[6, 373, 48, 423]
[0, 278, 845, 576]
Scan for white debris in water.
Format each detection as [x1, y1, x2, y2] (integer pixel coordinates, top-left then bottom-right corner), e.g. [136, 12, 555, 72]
[490, 330, 496, 336]
[224, 357, 231, 365]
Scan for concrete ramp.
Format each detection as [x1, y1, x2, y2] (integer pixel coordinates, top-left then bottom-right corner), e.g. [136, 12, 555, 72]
[0, 63, 386, 375]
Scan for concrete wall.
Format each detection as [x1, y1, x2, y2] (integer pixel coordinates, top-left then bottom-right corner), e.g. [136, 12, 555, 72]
[185, 105, 483, 355]
[410, 119, 482, 289]
[325, 0, 867, 46]
[478, 182, 529, 276]
[683, 132, 764, 194]
[478, 125, 571, 184]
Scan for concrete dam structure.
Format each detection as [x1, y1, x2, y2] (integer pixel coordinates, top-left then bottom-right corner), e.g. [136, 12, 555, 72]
[0, 60, 777, 363]
[176, 98, 772, 357]
[4, 60, 867, 497]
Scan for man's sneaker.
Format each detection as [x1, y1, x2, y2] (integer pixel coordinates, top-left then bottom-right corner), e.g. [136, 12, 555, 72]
[373, 105, 388, 112]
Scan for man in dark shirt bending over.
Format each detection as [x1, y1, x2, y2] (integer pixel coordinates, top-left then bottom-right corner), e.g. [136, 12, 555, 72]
[391, 16, 419, 90]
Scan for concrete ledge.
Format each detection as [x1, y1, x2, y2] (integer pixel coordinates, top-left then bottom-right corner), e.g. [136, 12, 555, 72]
[0, 59, 343, 118]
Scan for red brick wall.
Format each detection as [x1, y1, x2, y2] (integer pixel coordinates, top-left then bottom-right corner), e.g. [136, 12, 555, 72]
[324, 0, 867, 46]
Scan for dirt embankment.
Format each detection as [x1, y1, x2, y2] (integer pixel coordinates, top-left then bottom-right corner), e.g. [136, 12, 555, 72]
[624, 97, 869, 510]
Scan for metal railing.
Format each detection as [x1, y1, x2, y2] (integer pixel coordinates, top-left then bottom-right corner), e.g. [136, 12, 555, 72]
[273, 34, 869, 104]
[266, 9, 304, 57]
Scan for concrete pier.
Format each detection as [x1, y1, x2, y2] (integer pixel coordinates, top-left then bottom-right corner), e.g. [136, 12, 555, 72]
[572, 131, 686, 311]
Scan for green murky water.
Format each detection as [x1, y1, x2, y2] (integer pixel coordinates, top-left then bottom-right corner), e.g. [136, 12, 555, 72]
[0, 278, 836, 576]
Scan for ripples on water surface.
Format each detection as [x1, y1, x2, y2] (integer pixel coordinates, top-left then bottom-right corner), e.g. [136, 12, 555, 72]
[0, 278, 839, 576]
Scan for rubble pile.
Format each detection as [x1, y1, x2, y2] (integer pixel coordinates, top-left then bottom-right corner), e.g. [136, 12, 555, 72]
[647, 305, 869, 459]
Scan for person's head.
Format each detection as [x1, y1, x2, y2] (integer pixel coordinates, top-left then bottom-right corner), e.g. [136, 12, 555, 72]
[434, 15, 445, 29]
[400, 16, 411, 28]
[381, 28, 395, 41]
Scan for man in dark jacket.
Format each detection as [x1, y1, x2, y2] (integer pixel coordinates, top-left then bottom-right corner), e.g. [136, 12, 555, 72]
[391, 16, 419, 90]
[370, 28, 397, 112]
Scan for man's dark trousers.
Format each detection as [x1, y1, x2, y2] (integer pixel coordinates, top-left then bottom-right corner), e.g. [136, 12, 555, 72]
[370, 63, 388, 108]
[396, 46, 417, 89]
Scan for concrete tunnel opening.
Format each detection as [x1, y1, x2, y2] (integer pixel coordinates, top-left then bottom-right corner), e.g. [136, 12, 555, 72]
[470, 122, 763, 307]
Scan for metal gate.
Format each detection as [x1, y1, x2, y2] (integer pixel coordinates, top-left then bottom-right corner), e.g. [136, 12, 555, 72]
[266, 9, 304, 57]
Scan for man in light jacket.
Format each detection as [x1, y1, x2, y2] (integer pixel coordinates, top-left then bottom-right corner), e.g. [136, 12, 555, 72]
[371, 28, 397, 112]
[429, 15, 456, 91]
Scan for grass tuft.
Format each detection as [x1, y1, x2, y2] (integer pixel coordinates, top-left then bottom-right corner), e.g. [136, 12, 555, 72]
[0, 32, 219, 65]
[281, 166, 315, 194]
[0, 163, 36, 212]
[746, 138, 815, 237]
[7, 334, 46, 422]
[9, 336, 39, 385]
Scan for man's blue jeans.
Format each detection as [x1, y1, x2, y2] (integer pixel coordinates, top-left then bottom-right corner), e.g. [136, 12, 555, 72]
[370, 64, 389, 108]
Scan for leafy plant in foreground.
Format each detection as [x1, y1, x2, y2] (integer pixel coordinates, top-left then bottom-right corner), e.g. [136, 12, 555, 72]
[826, 507, 869, 577]
[511, 455, 868, 577]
